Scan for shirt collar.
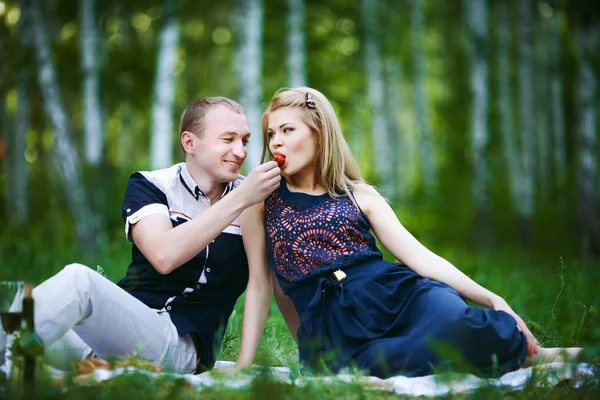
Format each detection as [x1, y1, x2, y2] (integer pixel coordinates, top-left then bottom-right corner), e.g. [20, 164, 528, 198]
[179, 163, 237, 201]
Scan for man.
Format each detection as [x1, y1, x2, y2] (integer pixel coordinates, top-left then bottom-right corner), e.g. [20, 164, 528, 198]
[27, 97, 280, 373]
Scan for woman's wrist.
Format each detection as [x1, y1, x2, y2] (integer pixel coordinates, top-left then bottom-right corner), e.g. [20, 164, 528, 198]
[489, 294, 507, 309]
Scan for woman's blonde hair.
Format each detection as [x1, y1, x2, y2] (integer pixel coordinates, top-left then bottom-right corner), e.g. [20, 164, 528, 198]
[261, 87, 370, 199]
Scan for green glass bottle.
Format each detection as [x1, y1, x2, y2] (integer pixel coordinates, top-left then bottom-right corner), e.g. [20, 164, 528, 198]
[10, 283, 44, 395]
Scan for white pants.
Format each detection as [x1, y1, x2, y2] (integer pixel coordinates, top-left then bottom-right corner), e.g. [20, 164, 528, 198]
[13, 263, 198, 374]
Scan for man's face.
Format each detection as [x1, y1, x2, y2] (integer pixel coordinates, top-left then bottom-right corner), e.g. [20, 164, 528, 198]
[190, 105, 250, 183]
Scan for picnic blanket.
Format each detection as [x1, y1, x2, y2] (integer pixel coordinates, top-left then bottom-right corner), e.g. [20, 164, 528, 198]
[50, 360, 597, 397]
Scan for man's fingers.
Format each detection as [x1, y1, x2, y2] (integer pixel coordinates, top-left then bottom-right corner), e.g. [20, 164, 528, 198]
[259, 160, 279, 172]
[269, 179, 281, 191]
[263, 165, 281, 179]
[249, 160, 278, 176]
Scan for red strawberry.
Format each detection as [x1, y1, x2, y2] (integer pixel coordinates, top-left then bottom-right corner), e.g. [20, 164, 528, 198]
[273, 154, 286, 167]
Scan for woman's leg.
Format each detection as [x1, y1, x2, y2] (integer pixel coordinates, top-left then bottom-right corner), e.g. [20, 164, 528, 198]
[33, 263, 197, 373]
[521, 347, 585, 367]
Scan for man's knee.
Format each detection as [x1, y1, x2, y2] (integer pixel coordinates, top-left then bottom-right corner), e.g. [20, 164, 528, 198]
[62, 263, 93, 277]
[60, 263, 96, 291]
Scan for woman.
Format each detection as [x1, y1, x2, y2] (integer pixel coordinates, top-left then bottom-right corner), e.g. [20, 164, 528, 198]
[238, 87, 582, 378]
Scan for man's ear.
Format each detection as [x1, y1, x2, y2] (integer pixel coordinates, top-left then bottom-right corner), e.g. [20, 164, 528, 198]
[181, 131, 196, 154]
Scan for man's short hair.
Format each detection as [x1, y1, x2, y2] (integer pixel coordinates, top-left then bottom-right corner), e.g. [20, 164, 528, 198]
[179, 97, 245, 138]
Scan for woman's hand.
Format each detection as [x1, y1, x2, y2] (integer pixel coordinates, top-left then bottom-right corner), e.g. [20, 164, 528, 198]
[492, 298, 540, 357]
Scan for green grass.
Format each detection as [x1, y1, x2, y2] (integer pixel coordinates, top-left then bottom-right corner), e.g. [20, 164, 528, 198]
[1, 233, 599, 398]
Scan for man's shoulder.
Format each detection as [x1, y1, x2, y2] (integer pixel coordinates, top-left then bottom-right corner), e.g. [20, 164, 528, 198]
[133, 163, 184, 183]
[128, 163, 184, 192]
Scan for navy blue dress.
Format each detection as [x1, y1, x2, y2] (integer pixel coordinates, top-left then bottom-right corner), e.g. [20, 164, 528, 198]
[264, 182, 527, 378]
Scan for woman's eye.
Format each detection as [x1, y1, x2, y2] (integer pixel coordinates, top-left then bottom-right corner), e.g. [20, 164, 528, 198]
[222, 138, 233, 142]
[267, 132, 275, 139]
[283, 127, 293, 133]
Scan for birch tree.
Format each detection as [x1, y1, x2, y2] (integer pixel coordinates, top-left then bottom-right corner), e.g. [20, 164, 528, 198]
[410, 0, 436, 194]
[535, 10, 550, 201]
[116, 8, 135, 167]
[495, 0, 520, 212]
[575, 16, 600, 255]
[548, 5, 566, 189]
[384, 59, 406, 197]
[0, 30, 11, 222]
[27, 0, 101, 250]
[467, 0, 489, 240]
[286, 0, 306, 87]
[150, 0, 179, 170]
[348, 101, 367, 165]
[517, 0, 535, 243]
[81, 0, 103, 165]
[496, 0, 536, 245]
[14, 2, 31, 225]
[360, 0, 394, 198]
[234, 0, 263, 171]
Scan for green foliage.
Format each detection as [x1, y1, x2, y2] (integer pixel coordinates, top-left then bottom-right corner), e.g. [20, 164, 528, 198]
[1, 0, 599, 256]
[0, 0, 599, 397]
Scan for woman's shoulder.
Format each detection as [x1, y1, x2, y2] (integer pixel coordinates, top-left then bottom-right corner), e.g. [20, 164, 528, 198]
[351, 185, 386, 216]
[351, 184, 382, 200]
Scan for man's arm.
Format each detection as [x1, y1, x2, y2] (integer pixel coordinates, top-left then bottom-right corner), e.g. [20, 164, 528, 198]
[131, 162, 280, 275]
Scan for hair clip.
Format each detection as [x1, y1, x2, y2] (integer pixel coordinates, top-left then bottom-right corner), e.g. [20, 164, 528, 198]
[305, 92, 316, 109]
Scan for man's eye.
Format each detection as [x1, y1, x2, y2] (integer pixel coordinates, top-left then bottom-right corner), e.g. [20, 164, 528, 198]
[222, 138, 233, 142]
[242, 139, 250, 145]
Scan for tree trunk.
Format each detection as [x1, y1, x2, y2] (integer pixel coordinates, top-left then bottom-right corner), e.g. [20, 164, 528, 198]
[27, 0, 101, 251]
[576, 19, 600, 255]
[116, 8, 134, 167]
[517, 0, 535, 246]
[348, 101, 366, 165]
[384, 58, 406, 199]
[150, 0, 179, 170]
[549, 6, 566, 191]
[0, 20, 13, 224]
[495, 0, 521, 210]
[467, 0, 489, 247]
[14, 5, 31, 225]
[234, 0, 263, 171]
[360, 0, 394, 198]
[117, 102, 134, 167]
[80, 0, 104, 165]
[410, 0, 436, 194]
[535, 12, 550, 201]
[286, 0, 306, 87]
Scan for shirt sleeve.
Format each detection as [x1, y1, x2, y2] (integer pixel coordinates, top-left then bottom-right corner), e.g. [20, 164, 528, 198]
[122, 172, 169, 242]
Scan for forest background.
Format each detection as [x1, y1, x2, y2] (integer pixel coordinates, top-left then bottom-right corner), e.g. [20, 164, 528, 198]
[0, 0, 599, 375]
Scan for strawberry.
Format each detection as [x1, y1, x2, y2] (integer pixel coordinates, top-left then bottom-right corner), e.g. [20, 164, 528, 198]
[273, 154, 286, 167]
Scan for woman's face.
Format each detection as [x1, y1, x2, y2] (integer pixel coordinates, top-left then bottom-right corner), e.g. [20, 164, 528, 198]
[266, 107, 318, 177]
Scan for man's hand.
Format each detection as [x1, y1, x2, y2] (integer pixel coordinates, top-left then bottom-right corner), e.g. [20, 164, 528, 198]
[237, 161, 281, 207]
